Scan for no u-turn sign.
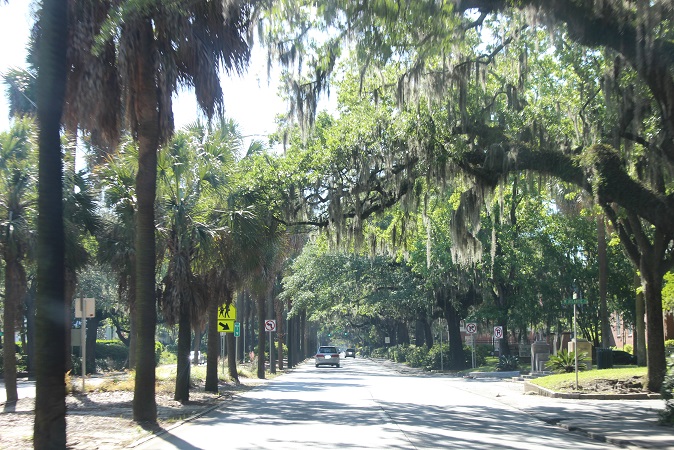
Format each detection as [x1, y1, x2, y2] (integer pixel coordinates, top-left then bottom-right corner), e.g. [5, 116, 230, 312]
[265, 320, 276, 332]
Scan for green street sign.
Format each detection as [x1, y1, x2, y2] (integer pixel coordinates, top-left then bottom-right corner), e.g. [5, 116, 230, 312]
[562, 297, 588, 305]
[234, 322, 240, 337]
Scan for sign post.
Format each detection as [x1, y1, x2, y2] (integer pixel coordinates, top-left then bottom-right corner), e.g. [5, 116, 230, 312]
[563, 292, 587, 389]
[466, 323, 477, 368]
[265, 320, 276, 374]
[75, 297, 95, 392]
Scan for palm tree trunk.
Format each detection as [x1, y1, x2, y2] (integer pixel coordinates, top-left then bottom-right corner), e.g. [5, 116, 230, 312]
[65, 269, 77, 373]
[275, 295, 284, 371]
[34, 0, 68, 446]
[174, 302, 191, 403]
[3, 260, 19, 404]
[205, 299, 219, 392]
[268, 292, 276, 374]
[25, 281, 36, 377]
[256, 294, 266, 379]
[128, 302, 137, 369]
[132, 18, 160, 424]
[227, 332, 238, 383]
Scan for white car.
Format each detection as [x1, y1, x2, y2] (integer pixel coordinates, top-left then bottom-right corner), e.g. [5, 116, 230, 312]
[315, 345, 340, 368]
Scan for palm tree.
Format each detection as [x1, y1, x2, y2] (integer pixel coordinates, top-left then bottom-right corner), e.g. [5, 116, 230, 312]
[96, 139, 138, 368]
[63, 0, 255, 422]
[2, 67, 37, 119]
[33, 0, 68, 446]
[0, 118, 36, 404]
[63, 164, 101, 374]
[157, 122, 238, 402]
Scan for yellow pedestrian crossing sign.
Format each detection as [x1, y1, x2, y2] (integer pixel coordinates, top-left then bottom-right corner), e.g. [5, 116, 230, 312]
[218, 304, 236, 321]
[218, 319, 235, 333]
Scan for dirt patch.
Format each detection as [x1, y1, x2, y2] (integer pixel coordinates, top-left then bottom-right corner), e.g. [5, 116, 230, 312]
[559, 376, 648, 394]
[0, 380, 261, 450]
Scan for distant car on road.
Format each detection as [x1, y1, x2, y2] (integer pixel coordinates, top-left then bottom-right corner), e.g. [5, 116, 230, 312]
[315, 346, 340, 368]
[345, 348, 356, 358]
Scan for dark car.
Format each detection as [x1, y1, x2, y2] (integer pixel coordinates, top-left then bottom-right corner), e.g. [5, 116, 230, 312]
[345, 348, 356, 358]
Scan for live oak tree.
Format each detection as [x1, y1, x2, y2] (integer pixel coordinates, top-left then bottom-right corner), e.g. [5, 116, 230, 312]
[263, 1, 674, 392]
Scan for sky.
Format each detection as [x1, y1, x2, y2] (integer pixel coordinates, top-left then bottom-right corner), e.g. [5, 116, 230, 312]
[0, 2, 289, 149]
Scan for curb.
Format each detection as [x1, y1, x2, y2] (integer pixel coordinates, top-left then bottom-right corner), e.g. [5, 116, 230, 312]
[523, 381, 662, 400]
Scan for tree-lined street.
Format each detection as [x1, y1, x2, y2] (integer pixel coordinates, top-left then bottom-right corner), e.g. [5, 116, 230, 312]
[136, 359, 665, 450]
[3, 2, 674, 446]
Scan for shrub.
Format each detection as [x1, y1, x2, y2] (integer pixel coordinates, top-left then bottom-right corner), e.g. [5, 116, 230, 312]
[405, 346, 429, 368]
[545, 350, 588, 373]
[623, 344, 633, 354]
[659, 355, 674, 425]
[95, 340, 129, 371]
[496, 354, 519, 371]
[370, 347, 388, 358]
[665, 339, 674, 349]
[474, 344, 491, 367]
[424, 343, 451, 371]
[155, 341, 164, 366]
[159, 350, 177, 365]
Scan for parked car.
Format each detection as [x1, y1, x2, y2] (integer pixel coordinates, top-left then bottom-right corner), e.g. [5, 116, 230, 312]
[315, 345, 340, 368]
[345, 348, 356, 358]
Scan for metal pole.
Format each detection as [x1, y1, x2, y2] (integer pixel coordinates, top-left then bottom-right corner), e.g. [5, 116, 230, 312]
[472, 337, 476, 368]
[81, 296, 86, 393]
[439, 319, 443, 371]
[269, 330, 272, 373]
[221, 332, 225, 376]
[574, 301, 579, 390]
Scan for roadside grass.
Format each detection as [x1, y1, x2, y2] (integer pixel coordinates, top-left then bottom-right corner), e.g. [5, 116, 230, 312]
[529, 366, 647, 392]
[89, 361, 265, 393]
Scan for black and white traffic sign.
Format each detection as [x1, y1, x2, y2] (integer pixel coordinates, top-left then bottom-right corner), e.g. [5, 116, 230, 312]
[465, 323, 477, 334]
[493, 326, 503, 339]
[264, 319, 276, 332]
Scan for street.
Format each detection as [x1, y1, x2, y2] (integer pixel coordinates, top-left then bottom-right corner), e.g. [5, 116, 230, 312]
[135, 358, 617, 449]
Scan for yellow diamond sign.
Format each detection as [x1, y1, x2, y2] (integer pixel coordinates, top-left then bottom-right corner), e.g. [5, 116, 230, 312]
[218, 319, 235, 333]
[218, 304, 236, 321]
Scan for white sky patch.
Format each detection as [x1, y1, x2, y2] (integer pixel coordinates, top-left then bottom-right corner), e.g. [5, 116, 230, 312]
[0, 1, 33, 133]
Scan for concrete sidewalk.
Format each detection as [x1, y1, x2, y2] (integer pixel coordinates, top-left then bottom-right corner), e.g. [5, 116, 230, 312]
[375, 358, 674, 449]
[456, 377, 672, 449]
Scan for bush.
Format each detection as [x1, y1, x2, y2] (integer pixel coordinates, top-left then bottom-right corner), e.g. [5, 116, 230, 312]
[95, 340, 129, 371]
[406, 346, 429, 368]
[496, 355, 519, 371]
[370, 347, 388, 358]
[659, 355, 674, 425]
[474, 344, 491, 367]
[545, 350, 588, 373]
[623, 344, 633, 354]
[424, 343, 451, 371]
[155, 341, 164, 366]
[390, 345, 407, 363]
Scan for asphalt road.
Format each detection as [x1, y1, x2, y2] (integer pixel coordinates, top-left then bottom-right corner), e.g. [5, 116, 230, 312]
[135, 358, 616, 449]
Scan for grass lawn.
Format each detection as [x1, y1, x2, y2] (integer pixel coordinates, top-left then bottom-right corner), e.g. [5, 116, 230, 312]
[528, 366, 648, 393]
